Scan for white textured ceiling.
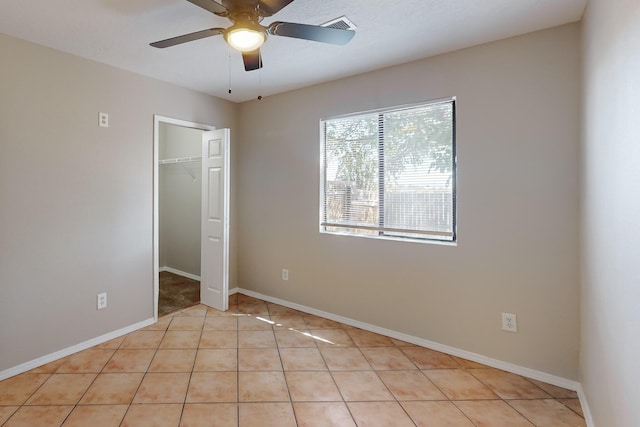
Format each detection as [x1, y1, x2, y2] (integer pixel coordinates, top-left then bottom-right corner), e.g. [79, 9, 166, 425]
[0, 0, 586, 102]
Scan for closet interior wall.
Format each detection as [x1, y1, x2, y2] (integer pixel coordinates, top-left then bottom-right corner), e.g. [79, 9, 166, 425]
[159, 122, 203, 278]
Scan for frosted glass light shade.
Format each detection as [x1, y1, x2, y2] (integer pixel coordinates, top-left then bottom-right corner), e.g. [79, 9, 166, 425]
[225, 28, 265, 52]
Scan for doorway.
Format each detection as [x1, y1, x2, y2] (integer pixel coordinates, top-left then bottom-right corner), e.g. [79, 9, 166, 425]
[153, 116, 222, 319]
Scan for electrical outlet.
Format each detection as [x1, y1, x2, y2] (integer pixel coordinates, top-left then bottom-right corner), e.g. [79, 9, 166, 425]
[97, 292, 107, 310]
[99, 112, 109, 128]
[282, 269, 289, 281]
[501, 312, 517, 332]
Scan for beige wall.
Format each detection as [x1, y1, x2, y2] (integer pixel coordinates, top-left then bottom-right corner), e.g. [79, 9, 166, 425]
[159, 122, 203, 276]
[0, 33, 237, 371]
[0, 22, 584, 383]
[581, 0, 640, 424]
[237, 24, 581, 379]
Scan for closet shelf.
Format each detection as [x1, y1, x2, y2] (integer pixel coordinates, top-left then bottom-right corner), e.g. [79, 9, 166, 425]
[159, 156, 202, 165]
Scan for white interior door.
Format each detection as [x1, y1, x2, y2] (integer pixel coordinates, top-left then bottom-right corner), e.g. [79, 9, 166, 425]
[200, 129, 230, 311]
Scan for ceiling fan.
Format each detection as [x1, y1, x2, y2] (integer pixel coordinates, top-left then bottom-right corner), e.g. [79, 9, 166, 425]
[150, 0, 356, 71]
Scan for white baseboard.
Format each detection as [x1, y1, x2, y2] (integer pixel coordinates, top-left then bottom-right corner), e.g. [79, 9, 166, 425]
[0, 317, 155, 382]
[576, 384, 596, 427]
[237, 287, 580, 391]
[160, 266, 201, 281]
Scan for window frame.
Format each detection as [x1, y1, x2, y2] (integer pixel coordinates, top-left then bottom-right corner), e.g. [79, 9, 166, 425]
[319, 98, 457, 244]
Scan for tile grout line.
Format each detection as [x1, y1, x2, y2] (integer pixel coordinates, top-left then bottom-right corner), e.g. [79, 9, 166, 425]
[269, 304, 299, 426]
[465, 366, 585, 426]
[465, 366, 544, 426]
[118, 314, 171, 426]
[303, 310, 361, 427]
[107, 335, 132, 427]
[502, 399, 539, 427]
[71, 342, 122, 423]
[177, 309, 207, 427]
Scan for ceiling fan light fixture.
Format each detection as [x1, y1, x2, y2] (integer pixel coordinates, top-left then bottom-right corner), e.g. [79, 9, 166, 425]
[225, 26, 265, 52]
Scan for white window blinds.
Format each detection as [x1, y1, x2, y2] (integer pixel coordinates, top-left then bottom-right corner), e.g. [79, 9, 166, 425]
[321, 99, 456, 242]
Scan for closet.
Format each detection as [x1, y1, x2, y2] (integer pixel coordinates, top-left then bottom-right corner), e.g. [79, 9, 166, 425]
[154, 117, 230, 314]
[158, 122, 204, 295]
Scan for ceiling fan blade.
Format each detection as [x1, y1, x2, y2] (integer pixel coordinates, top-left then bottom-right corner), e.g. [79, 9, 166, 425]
[257, 0, 295, 16]
[242, 49, 263, 71]
[186, 0, 227, 16]
[150, 28, 224, 48]
[268, 21, 355, 45]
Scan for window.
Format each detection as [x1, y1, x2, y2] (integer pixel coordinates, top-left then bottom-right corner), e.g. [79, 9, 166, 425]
[320, 98, 456, 242]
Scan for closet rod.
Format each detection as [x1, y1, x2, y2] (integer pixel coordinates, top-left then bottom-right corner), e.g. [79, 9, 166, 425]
[159, 156, 202, 165]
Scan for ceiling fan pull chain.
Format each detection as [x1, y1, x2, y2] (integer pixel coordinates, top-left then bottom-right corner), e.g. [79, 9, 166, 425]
[228, 45, 232, 94]
[258, 51, 263, 100]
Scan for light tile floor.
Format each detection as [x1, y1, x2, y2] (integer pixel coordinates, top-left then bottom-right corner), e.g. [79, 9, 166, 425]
[0, 294, 586, 426]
